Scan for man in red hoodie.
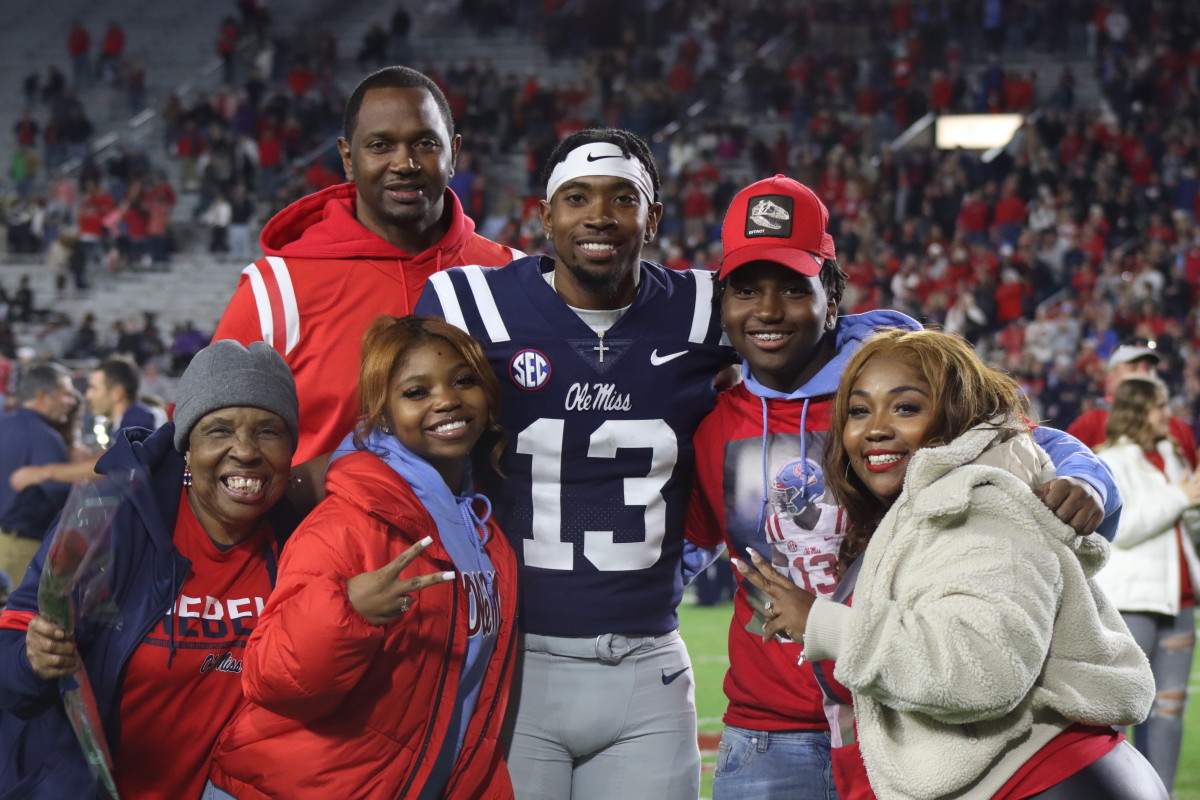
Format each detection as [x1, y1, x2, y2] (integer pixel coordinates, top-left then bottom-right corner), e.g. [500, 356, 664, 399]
[213, 66, 521, 464]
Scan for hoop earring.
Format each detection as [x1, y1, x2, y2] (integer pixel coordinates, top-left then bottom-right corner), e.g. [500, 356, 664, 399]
[182, 454, 193, 487]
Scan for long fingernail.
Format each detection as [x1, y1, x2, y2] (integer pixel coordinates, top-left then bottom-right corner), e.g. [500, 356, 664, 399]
[419, 536, 433, 547]
[441, 571, 455, 581]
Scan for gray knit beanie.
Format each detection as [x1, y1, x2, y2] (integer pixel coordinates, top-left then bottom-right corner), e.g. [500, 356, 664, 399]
[173, 339, 299, 452]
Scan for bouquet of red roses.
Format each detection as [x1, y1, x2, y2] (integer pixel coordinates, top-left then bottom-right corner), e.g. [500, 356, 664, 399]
[37, 467, 141, 800]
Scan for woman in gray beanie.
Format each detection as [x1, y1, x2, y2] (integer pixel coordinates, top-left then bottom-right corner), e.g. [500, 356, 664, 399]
[0, 339, 300, 800]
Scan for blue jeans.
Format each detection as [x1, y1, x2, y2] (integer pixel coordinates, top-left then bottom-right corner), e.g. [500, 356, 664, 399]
[712, 726, 836, 800]
[201, 780, 239, 800]
[1122, 608, 1195, 794]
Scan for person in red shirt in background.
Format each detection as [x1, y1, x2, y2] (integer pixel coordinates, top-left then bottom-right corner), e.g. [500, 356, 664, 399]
[956, 189, 990, 244]
[78, 180, 116, 274]
[121, 181, 151, 269]
[682, 174, 713, 241]
[212, 67, 520, 469]
[1002, 70, 1035, 110]
[97, 22, 126, 83]
[928, 69, 953, 112]
[145, 172, 176, 266]
[216, 16, 239, 85]
[175, 120, 206, 191]
[992, 177, 1027, 246]
[286, 58, 316, 98]
[67, 20, 90, 88]
[993, 262, 1029, 326]
[255, 120, 284, 201]
[1068, 344, 1199, 470]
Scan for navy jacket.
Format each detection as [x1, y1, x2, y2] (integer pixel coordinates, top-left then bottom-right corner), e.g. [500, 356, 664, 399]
[0, 407, 71, 540]
[0, 424, 289, 799]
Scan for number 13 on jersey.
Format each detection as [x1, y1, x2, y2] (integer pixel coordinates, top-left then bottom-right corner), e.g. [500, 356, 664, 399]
[516, 418, 677, 571]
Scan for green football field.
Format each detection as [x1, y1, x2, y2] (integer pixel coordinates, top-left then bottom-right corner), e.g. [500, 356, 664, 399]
[678, 601, 1200, 800]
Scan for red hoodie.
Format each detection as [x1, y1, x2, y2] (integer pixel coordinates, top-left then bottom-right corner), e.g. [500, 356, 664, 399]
[212, 183, 521, 462]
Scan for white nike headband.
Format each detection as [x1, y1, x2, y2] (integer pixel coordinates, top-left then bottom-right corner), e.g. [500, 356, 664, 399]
[544, 142, 656, 205]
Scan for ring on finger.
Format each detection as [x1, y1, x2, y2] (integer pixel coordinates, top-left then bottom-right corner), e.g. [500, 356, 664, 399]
[400, 597, 414, 613]
[765, 601, 774, 614]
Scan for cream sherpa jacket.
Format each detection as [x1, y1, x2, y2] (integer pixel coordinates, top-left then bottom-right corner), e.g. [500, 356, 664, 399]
[804, 424, 1153, 800]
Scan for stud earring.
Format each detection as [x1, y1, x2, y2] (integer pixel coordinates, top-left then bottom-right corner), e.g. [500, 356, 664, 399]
[182, 454, 193, 487]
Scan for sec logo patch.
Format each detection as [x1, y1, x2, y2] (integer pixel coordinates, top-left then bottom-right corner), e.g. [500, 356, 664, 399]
[510, 349, 551, 390]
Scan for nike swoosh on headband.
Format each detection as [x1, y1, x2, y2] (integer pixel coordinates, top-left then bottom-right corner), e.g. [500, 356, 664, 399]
[586, 153, 623, 162]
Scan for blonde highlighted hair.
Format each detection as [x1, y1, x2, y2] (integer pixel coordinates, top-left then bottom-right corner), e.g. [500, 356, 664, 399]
[824, 328, 1029, 568]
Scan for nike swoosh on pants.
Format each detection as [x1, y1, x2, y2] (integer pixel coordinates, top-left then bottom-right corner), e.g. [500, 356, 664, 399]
[661, 667, 690, 685]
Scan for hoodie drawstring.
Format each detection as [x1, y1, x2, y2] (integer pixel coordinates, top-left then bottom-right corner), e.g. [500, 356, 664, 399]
[457, 493, 494, 596]
[799, 398, 810, 487]
[756, 396, 770, 535]
[756, 396, 810, 535]
[398, 251, 410, 303]
[166, 560, 178, 667]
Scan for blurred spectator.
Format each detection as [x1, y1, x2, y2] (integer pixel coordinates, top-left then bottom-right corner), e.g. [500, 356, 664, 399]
[45, 228, 83, 296]
[169, 321, 208, 375]
[216, 16, 239, 85]
[227, 184, 255, 263]
[0, 363, 75, 580]
[203, 190, 231, 256]
[357, 22, 388, 71]
[1068, 345, 1199, 470]
[13, 111, 38, 148]
[66, 20, 91, 87]
[97, 21, 126, 83]
[389, 6, 412, 61]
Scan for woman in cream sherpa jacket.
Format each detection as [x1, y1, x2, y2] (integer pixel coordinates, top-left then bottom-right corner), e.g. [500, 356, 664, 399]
[736, 329, 1159, 800]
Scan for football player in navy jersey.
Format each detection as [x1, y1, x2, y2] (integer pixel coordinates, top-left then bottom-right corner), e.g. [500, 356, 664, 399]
[416, 128, 734, 800]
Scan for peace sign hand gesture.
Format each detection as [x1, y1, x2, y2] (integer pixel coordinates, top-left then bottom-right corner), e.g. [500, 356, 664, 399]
[733, 548, 817, 645]
[347, 536, 455, 625]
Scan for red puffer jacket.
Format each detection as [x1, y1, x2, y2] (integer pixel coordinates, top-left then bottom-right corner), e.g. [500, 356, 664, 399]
[208, 451, 518, 800]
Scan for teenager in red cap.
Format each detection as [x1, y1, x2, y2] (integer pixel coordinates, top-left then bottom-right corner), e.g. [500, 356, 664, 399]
[686, 175, 1122, 800]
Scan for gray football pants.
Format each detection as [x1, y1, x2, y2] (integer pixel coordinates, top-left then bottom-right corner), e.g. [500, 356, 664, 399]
[505, 630, 702, 800]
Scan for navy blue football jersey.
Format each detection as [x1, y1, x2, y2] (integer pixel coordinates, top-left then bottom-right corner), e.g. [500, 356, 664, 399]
[417, 256, 733, 636]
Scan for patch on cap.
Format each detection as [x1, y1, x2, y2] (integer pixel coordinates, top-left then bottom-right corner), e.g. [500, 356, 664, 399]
[745, 195, 794, 239]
